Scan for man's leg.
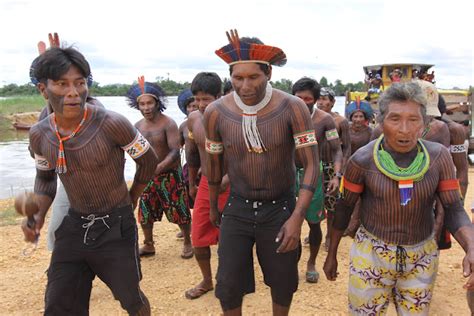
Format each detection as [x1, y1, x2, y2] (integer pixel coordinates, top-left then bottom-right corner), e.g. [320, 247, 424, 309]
[392, 238, 439, 316]
[90, 209, 150, 315]
[139, 222, 155, 256]
[306, 222, 322, 283]
[47, 181, 70, 251]
[45, 214, 95, 316]
[349, 228, 397, 315]
[179, 223, 193, 259]
[185, 246, 214, 299]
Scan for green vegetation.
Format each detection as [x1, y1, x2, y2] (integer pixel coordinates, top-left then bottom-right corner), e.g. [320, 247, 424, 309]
[0, 199, 20, 226]
[0, 96, 45, 115]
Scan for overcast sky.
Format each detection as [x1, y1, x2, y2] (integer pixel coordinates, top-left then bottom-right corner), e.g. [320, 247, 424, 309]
[0, 0, 472, 89]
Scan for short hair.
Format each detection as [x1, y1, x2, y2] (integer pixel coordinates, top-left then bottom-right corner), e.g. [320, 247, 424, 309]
[292, 77, 321, 100]
[223, 80, 233, 95]
[126, 82, 167, 112]
[377, 82, 427, 124]
[229, 37, 270, 76]
[191, 72, 222, 98]
[34, 47, 91, 84]
[438, 94, 447, 114]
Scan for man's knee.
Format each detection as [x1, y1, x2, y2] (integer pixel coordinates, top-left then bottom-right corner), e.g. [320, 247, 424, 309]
[271, 287, 293, 308]
[130, 291, 150, 316]
[194, 246, 211, 260]
[218, 293, 243, 311]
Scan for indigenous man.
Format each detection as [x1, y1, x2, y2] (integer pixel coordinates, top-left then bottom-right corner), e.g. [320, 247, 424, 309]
[205, 30, 319, 315]
[323, 82, 474, 315]
[23, 47, 157, 315]
[126, 78, 192, 259]
[438, 95, 469, 198]
[178, 88, 198, 211]
[292, 77, 342, 283]
[343, 98, 374, 238]
[185, 72, 230, 299]
[317, 87, 351, 250]
[29, 33, 104, 251]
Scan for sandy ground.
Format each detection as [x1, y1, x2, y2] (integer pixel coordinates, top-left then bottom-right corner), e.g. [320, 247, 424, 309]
[1, 168, 473, 315]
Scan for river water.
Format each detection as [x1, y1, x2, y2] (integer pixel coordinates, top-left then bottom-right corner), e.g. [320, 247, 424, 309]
[0, 95, 345, 199]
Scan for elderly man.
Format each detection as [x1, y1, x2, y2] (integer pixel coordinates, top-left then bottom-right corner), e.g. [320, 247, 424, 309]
[205, 30, 319, 315]
[323, 82, 474, 315]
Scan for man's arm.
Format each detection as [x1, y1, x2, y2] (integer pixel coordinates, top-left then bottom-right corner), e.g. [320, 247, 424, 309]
[324, 158, 364, 281]
[277, 98, 319, 253]
[203, 103, 224, 226]
[185, 114, 201, 200]
[339, 118, 351, 169]
[107, 112, 158, 209]
[437, 148, 474, 289]
[154, 119, 180, 175]
[325, 117, 343, 193]
[449, 122, 469, 197]
[22, 128, 57, 242]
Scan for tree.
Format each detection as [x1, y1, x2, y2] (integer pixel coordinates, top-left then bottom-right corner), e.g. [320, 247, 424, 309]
[319, 76, 329, 87]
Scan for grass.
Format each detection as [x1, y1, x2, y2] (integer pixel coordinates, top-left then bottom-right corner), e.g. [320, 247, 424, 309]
[0, 96, 44, 116]
[0, 198, 21, 226]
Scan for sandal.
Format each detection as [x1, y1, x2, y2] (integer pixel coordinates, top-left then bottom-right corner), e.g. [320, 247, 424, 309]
[181, 247, 194, 259]
[306, 271, 320, 283]
[184, 286, 213, 300]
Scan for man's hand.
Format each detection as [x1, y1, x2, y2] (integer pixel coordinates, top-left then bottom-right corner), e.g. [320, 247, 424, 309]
[275, 214, 303, 253]
[323, 255, 339, 281]
[21, 213, 45, 243]
[189, 185, 198, 200]
[210, 206, 221, 228]
[463, 249, 474, 290]
[327, 177, 340, 194]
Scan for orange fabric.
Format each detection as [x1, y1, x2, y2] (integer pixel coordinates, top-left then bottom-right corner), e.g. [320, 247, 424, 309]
[437, 179, 460, 192]
[343, 177, 364, 193]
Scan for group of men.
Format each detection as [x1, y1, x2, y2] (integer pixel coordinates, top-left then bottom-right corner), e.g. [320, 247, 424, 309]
[20, 30, 473, 316]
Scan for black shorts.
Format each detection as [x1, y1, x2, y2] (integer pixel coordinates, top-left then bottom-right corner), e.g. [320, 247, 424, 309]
[215, 193, 300, 310]
[45, 205, 147, 315]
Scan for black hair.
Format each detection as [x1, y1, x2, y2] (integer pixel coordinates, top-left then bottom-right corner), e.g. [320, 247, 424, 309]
[438, 94, 447, 114]
[292, 77, 321, 100]
[34, 47, 91, 84]
[229, 36, 270, 76]
[191, 72, 222, 98]
[223, 80, 233, 95]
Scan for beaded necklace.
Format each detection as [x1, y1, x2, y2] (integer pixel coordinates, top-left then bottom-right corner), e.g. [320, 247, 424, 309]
[51, 105, 88, 174]
[233, 83, 272, 153]
[373, 134, 430, 205]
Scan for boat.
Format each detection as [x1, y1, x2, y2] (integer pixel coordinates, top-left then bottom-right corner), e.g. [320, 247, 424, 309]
[12, 122, 32, 130]
[345, 63, 473, 154]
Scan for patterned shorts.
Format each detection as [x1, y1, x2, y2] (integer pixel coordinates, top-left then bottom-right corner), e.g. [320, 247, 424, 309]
[322, 161, 340, 213]
[296, 163, 325, 223]
[349, 226, 439, 315]
[138, 167, 191, 225]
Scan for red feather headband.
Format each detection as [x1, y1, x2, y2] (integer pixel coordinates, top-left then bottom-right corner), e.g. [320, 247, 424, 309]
[215, 29, 287, 67]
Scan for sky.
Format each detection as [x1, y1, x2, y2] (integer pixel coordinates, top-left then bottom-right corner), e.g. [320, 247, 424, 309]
[0, 0, 472, 89]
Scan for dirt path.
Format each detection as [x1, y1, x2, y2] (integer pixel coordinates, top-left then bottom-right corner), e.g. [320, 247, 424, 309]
[1, 168, 473, 315]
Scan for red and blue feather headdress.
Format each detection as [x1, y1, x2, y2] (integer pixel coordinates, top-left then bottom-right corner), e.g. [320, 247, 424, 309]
[215, 29, 287, 67]
[126, 76, 166, 112]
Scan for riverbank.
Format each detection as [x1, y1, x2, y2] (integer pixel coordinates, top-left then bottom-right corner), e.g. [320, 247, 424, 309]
[0, 168, 473, 315]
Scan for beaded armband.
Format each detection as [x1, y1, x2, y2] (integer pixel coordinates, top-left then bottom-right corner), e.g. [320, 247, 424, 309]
[121, 131, 150, 159]
[325, 128, 339, 141]
[294, 130, 317, 149]
[34, 154, 53, 171]
[450, 144, 466, 153]
[205, 138, 224, 154]
[437, 179, 460, 192]
[343, 177, 364, 193]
